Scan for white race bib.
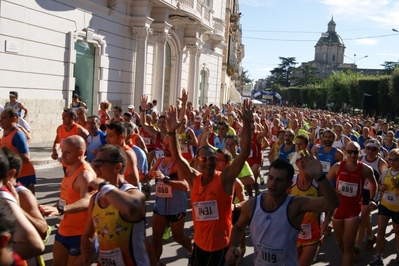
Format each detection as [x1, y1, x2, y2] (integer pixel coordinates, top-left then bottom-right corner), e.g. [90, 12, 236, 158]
[181, 144, 189, 153]
[58, 199, 66, 220]
[383, 192, 399, 205]
[338, 181, 358, 197]
[143, 137, 151, 145]
[298, 223, 311, 240]
[99, 248, 125, 266]
[320, 161, 331, 173]
[155, 150, 164, 159]
[256, 243, 285, 265]
[155, 183, 172, 198]
[194, 200, 219, 221]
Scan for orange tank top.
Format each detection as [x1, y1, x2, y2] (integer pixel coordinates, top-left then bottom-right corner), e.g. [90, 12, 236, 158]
[58, 162, 95, 236]
[57, 123, 83, 148]
[1, 127, 35, 179]
[191, 171, 233, 251]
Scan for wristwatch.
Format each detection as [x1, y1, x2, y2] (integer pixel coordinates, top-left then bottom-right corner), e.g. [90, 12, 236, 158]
[163, 176, 170, 183]
[57, 205, 65, 215]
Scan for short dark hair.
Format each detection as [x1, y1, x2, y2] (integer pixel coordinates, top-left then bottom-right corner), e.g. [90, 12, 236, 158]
[270, 158, 294, 182]
[2, 148, 22, 178]
[0, 197, 16, 248]
[114, 106, 122, 112]
[63, 108, 77, 118]
[217, 121, 229, 129]
[97, 145, 127, 174]
[9, 91, 18, 98]
[216, 148, 232, 163]
[123, 112, 132, 118]
[225, 135, 239, 145]
[152, 99, 157, 104]
[197, 145, 216, 156]
[107, 121, 126, 136]
[296, 134, 309, 145]
[0, 149, 9, 181]
[125, 122, 134, 136]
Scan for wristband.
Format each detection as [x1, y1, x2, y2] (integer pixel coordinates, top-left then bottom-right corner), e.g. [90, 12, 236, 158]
[98, 181, 110, 191]
[98, 184, 116, 199]
[316, 174, 326, 182]
[163, 176, 170, 183]
[167, 131, 176, 135]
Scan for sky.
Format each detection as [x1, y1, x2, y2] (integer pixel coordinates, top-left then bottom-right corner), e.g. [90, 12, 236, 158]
[239, 0, 399, 81]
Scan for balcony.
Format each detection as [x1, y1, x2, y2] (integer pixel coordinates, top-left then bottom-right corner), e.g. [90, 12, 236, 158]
[230, 13, 240, 23]
[209, 17, 225, 42]
[177, 0, 213, 27]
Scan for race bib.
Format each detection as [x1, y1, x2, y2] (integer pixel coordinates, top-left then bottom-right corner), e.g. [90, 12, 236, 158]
[181, 144, 189, 153]
[143, 137, 151, 145]
[320, 161, 331, 173]
[99, 248, 125, 266]
[298, 223, 311, 240]
[155, 183, 172, 198]
[256, 243, 285, 265]
[58, 199, 66, 220]
[383, 192, 399, 205]
[194, 200, 219, 221]
[338, 181, 358, 197]
[155, 150, 164, 159]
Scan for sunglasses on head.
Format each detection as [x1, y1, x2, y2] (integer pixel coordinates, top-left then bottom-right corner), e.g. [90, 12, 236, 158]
[346, 150, 359, 155]
[389, 158, 399, 162]
[196, 156, 216, 162]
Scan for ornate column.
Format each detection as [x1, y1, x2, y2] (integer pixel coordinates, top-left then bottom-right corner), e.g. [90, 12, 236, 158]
[152, 32, 169, 111]
[132, 26, 152, 109]
[186, 44, 202, 109]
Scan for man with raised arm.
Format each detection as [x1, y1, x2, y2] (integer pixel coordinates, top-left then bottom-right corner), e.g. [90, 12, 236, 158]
[166, 90, 253, 266]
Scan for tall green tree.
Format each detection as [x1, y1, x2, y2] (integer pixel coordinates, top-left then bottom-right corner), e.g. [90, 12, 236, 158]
[269, 57, 297, 87]
[241, 68, 253, 84]
[294, 65, 322, 86]
[381, 61, 399, 74]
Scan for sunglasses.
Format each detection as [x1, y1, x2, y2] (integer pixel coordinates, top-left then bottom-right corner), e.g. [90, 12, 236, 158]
[92, 159, 119, 167]
[196, 156, 216, 162]
[365, 147, 378, 151]
[389, 158, 399, 162]
[346, 150, 359, 155]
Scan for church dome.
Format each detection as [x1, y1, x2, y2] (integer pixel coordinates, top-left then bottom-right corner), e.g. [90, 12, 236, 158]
[316, 17, 344, 46]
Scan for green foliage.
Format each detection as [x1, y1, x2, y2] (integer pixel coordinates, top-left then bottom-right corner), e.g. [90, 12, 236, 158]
[381, 61, 399, 74]
[269, 57, 297, 87]
[392, 68, 399, 111]
[241, 68, 253, 84]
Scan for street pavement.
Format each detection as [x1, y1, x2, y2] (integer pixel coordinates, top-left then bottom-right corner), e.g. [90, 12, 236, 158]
[32, 150, 399, 265]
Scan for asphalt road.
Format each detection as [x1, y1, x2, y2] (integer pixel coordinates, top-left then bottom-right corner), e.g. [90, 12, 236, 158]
[34, 161, 399, 266]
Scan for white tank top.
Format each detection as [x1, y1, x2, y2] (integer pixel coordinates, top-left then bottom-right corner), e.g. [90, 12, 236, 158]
[249, 193, 299, 266]
[333, 135, 345, 149]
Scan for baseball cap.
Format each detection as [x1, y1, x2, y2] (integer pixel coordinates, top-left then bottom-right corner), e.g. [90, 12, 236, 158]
[128, 105, 134, 109]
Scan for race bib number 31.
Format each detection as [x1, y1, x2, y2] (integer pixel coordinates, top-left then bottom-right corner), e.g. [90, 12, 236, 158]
[194, 200, 219, 221]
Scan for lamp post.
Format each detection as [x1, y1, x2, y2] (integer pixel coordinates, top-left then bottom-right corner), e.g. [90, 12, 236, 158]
[344, 54, 368, 64]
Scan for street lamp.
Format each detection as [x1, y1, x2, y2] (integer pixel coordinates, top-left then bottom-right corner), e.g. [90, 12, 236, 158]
[344, 53, 368, 64]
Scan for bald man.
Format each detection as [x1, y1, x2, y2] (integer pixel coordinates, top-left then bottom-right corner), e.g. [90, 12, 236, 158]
[40, 135, 96, 266]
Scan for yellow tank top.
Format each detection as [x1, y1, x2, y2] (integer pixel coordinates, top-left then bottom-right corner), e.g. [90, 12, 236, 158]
[92, 183, 149, 266]
[381, 169, 399, 212]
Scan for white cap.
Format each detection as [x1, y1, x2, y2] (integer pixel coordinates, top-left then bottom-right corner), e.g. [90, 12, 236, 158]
[128, 105, 134, 109]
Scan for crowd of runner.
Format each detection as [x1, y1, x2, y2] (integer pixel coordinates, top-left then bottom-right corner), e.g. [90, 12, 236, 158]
[1, 89, 399, 266]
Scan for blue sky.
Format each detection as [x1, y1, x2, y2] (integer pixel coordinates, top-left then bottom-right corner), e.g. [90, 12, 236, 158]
[239, 0, 399, 81]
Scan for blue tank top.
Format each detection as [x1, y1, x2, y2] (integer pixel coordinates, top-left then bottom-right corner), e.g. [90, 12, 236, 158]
[5, 102, 21, 117]
[278, 144, 295, 161]
[318, 146, 338, 175]
[153, 158, 187, 215]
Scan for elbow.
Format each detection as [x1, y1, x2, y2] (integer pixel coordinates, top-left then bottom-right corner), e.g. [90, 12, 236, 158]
[330, 196, 340, 209]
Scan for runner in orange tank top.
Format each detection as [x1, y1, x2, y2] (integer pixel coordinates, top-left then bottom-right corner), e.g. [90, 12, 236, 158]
[40, 136, 96, 266]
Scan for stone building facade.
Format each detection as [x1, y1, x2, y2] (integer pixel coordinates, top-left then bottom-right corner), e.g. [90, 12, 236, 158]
[0, 0, 244, 143]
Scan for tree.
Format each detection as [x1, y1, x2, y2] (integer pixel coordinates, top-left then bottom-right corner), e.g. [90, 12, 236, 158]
[241, 68, 253, 84]
[269, 57, 297, 87]
[294, 65, 322, 86]
[381, 61, 399, 74]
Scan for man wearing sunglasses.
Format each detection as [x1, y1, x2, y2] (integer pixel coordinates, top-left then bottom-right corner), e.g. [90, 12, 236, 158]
[327, 141, 377, 266]
[354, 139, 387, 260]
[166, 91, 253, 266]
[78, 144, 149, 266]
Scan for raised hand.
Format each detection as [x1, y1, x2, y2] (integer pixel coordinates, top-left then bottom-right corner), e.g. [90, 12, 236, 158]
[178, 88, 188, 104]
[140, 95, 148, 111]
[165, 106, 181, 132]
[297, 149, 323, 179]
[240, 98, 253, 123]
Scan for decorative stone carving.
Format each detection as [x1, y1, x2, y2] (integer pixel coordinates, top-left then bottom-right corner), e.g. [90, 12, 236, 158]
[133, 27, 153, 40]
[153, 32, 170, 43]
[186, 44, 202, 56]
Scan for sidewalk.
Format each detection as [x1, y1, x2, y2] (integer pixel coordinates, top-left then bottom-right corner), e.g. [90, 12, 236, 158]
[29, 141, 57, 166]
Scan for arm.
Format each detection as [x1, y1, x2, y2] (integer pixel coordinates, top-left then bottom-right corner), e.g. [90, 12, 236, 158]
[221, 99, 253, 194]
[77, 196, 96, 266]
[225, 198, 255, 264]
[364, 165, 377, 201]
[78, 127, 89, 143]
[124, 150, 140, 187]
[186, 128, 198, 147]
[135, 135, 148, 155]
[150, 169, 189, 192]
[8, 201, 45, 259]
[335, 149, 344, 162]
[139, 95, 160, 139]
[19, 191, 48, 239]
[52, 126, 61, 160]
[233, 179, 246, 210]
[19, 102, 28, 118]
